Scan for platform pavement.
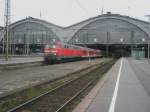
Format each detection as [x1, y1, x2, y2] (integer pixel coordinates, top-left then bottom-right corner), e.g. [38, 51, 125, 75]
[0, 57, 43, 65]
[0, 58, 108, 98]
[73, 58, 150, 112]
[0, 57, 44, 71]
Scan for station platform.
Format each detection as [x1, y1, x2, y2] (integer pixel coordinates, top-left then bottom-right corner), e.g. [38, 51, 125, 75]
[0, 57, 43, 65]
[0, 59, 107, 98]
[73, 58, 150, 112]
[0, 57, 44, 70]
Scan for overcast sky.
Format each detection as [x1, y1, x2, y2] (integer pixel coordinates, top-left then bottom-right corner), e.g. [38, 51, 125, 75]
[0, 0, 150, 27]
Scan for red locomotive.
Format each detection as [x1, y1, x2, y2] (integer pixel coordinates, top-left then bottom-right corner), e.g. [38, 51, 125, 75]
[44, 41, 101, 64]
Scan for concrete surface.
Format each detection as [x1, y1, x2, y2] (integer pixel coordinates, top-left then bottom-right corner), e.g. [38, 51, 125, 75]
[0, 59, 106, 98]
[0, 57, 43, 65]
[73, 58, 150, 112]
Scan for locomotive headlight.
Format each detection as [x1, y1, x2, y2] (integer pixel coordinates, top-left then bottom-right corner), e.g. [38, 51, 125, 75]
[51, 51, 56, 52]
[51, 50, 57, 55]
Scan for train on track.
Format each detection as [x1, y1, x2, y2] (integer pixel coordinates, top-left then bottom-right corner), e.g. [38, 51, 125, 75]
[44, 41, 102, 64]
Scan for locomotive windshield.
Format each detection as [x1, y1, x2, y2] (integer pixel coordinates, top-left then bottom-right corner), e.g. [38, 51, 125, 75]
[47, 41, 56, 48]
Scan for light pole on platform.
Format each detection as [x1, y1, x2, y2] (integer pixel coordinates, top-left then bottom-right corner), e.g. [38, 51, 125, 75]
[145, 15, 150, 60]
[120, 38, 124, 57]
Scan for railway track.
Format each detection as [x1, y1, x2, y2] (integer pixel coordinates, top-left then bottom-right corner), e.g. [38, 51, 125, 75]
[7, 60, 115, 112]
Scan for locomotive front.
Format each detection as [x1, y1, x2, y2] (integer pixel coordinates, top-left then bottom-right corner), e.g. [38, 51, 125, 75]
[44, 41, 59, 64]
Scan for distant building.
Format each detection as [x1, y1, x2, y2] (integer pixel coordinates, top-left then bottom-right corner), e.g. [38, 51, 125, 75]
[0, 17, 64, 54]
[0, 13, 150, 56]
[63, 13, 149, 45]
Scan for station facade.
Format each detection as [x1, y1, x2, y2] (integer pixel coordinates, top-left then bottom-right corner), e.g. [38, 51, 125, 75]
[0, 17, 63, 54]
[63, 12, 149, 58]
[0, 13, 150, 57]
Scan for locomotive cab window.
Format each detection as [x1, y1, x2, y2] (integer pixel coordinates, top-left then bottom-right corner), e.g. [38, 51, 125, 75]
[47, 41, 56, 48]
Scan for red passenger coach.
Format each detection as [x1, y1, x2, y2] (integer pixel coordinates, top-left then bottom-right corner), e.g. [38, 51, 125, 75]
[44, 41, 101, 64]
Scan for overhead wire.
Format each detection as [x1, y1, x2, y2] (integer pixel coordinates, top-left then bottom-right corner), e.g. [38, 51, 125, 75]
[73, 0, 90, 16]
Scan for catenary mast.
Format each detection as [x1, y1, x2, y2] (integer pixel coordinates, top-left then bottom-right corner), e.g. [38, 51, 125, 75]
[4, 0, 11, 60]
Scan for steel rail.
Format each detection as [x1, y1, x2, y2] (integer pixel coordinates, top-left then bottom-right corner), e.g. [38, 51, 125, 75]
[55, 62, 113, 112]
[7, 63, 103, 112]
[7, 78, 76, 112]
[55, 78, 96, 112]
[7, 61, 112, 112]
